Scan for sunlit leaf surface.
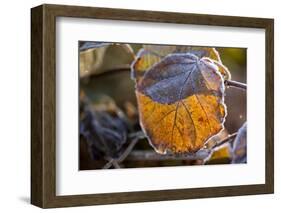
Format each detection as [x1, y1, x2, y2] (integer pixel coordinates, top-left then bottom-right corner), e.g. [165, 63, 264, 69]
[206, 144, 232, 164]
[131, 45, 230, 82]
[135, 53, 227, 154]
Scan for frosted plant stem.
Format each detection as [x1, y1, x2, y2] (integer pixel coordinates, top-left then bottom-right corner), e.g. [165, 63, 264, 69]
[225, 80, 247, 90]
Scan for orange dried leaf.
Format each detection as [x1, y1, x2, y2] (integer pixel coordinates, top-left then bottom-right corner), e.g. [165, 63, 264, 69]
[135, 53, 227, 154]
[207, 144, 232, 163]
[131, 49, 162, 81]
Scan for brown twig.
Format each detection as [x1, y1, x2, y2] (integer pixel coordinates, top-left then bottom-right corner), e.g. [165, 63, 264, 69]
[103, 159, 115, 169]
[210, 132, 238, 150]
[103, 132, 238, 167]
[225, 80, 247, 90]
[102, 131, 146, 169]
[126, 150, 211, 161]
[117, 137, 140, 162]
[127, 133, 238, 162]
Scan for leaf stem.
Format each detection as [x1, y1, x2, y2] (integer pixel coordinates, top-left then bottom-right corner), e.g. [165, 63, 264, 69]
[225, 80, 247, 90]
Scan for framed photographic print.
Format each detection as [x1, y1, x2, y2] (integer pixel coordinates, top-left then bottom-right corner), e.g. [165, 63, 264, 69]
[31, 4, 274, 208]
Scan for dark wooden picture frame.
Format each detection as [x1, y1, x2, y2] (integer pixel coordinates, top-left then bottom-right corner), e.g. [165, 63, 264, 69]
[31, 4, 274, 208]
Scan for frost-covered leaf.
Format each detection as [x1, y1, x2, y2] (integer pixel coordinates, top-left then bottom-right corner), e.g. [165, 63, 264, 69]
[232, 122, 247, 163]
[131, 44, 230, 82]
[135, 53, 227, 154]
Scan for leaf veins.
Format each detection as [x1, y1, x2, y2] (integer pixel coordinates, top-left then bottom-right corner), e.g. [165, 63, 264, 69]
[134, 52, 227, 154]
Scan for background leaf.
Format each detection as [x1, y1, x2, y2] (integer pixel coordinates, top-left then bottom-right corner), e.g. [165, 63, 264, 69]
[80, 42, 135, 78]
[231, 122, 247, 163]
[80, 92, 130, 160]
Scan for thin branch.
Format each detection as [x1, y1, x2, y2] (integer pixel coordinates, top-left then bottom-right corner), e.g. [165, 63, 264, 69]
[127, 133, 238, 162]
[102, 133, 143, 169]
[126, 150, 211, 161]
[103, 132, 238, 167]
[211, 132, 238, 150]
[128, 131, 146, 139]
[112, 161, 121, 169]
[225, 80, 247, 90]
[117, 137, 140, 162]
[102, 159, 114, 169]
[117, 131, 146, 163]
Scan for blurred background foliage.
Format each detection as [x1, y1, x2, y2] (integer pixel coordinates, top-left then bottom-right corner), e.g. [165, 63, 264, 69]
[79, 42, 246, 170]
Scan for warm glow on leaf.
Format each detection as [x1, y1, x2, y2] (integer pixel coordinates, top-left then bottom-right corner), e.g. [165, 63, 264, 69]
[135, 53, 227, 154]
[131, 49, 162, 81]
[207, 144, 232, 163]
[131, 45, 230, 82]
